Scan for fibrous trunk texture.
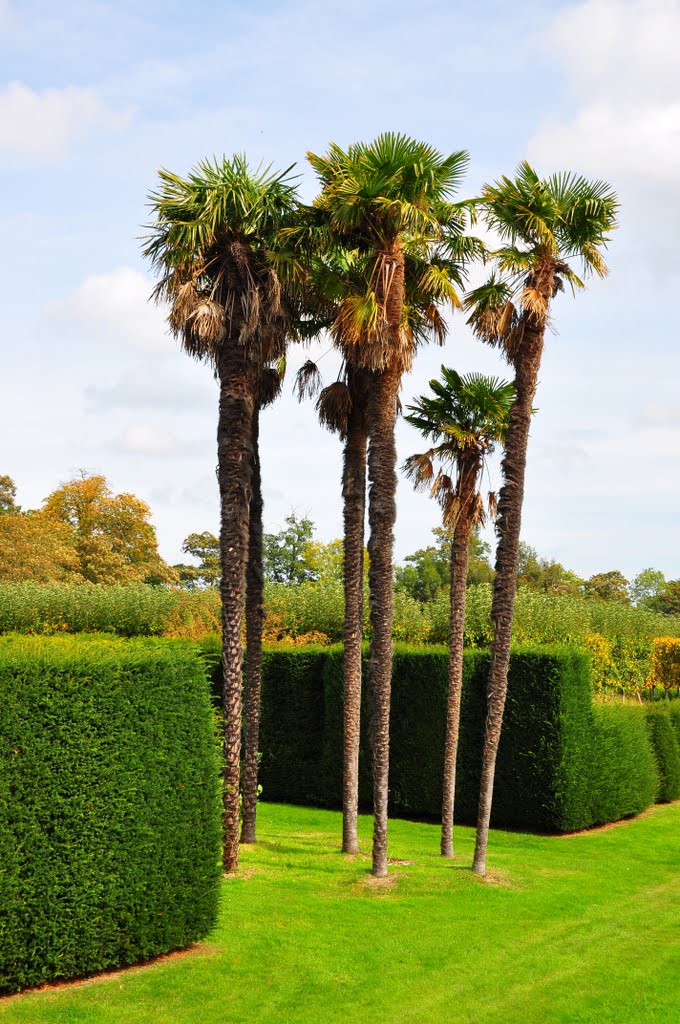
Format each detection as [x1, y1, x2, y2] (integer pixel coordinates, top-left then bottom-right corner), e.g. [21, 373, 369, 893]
[218, 342, 257, 873]
[472, 319, 545, 877]
[241, 406, 264, 845]
[367, 366, 400, 877]
[341, 390, 368, 855]
[367, 244, 405, 878]
[440, 460, 479, 858]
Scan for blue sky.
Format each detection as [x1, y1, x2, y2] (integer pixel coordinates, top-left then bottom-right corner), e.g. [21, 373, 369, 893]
[1, 0, 678, 580]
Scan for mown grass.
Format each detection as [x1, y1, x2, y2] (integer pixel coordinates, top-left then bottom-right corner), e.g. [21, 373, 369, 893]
[2, 802, 679, 1024]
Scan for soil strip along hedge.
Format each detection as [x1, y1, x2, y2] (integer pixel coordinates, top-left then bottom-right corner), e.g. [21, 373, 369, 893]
[0, 635, 221, 994]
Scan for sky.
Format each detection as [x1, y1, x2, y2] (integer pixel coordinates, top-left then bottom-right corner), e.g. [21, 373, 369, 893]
[1, 0, 679, 580]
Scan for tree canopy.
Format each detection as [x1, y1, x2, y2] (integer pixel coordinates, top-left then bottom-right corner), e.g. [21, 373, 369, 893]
[0, 474, 176, 586]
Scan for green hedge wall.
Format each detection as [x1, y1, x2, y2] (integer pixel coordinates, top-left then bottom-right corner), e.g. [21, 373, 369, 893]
[0, 635, 221, 994]
[200, 641, 660, 833]
[645, 705, 680, 802]
[589, 705, 658, 825]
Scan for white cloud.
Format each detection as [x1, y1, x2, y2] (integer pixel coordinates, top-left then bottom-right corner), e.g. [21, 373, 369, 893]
[48, 267, 176, 353]
[113, 425, 181, 457]
[0, 81, 131, 160]
[528, 0, 680, 189]
[85, 363, 214, 412]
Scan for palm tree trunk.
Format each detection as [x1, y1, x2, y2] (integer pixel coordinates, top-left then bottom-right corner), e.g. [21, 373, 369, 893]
[472, 321, 545, 877]
[441, 461, 479, 858]
[241, 405, 263, 844]
[367, 363, 400, 878]
[342, 392, 367, 855]
[217, 342, 257, 873]
[366, 243, 405, 879]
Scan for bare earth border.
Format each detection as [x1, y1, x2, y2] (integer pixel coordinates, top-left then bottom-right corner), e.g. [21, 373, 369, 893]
[554, 798, 680, 838]
[1, 942, 219, 1002]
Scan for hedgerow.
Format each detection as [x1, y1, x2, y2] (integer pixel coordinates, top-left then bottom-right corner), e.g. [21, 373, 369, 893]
[644, 705, 680, 802]
[201, 643, 661, 832]
[0, 635, 221, 994]
[0, 582, 220, 637]
[3, 582, 680, 695]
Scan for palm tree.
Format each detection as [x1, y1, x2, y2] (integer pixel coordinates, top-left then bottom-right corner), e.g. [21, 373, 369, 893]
[300, 360, 371, 855]
[464, 162, 618, 876]
[404, 369, 514, 858]
[307, 134, 471, 875]
[143, 156, 298, 871]
[241, 363, 285, 845]
[294, 228, 476, 860]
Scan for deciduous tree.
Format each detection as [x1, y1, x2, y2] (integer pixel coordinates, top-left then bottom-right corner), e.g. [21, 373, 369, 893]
[42, 473, 176, 585]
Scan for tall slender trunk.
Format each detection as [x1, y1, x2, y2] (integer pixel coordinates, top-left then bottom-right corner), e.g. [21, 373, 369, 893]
[241, 406, 264, 844]
[342, 376, 368, 855]
[367, 243, 405, 878]
[367, 365, 399, 878]
[441, 460, 479, 858]
[217, 342, 256, 873]
[472, 319, 545, 877]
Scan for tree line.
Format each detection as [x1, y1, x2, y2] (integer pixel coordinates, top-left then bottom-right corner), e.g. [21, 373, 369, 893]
[4, 477, 678, 616]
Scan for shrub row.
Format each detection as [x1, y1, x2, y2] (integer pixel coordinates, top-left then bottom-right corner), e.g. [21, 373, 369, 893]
[0, 635, 221, 994]
[200, 642, 670, 832]
[644, 705, 680, 802]
[3, 581, 680, 649]
[0, 582, 220, 638]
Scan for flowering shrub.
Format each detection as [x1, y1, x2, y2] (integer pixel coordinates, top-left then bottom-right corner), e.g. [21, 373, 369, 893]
[650, 637, 680, 697]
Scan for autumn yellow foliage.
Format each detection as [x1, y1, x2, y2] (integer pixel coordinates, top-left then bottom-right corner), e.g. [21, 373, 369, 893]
[650, 637, 680, 695]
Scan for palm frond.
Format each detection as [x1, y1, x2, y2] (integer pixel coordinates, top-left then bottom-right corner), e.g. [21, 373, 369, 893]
[316, 381, 353, 437]
[294, 360, 323, 401]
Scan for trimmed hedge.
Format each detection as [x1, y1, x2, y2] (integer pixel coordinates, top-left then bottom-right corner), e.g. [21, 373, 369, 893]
[200, 642, 660, 832]
[589, 705, 658, 825]
[670, 704, 680, 747]
[0, 635, 221, 994]
[645, 705, 680, 802]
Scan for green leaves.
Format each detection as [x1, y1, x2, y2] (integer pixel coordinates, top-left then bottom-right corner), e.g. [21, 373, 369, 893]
[406, 367, 515, 451]
[0, 636, 221, 992]
[308, 133, 469, 247]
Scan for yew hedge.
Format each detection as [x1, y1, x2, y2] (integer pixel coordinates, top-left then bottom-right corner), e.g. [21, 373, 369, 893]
[198, 641, 661, 832]
[0, 635, 221, 994]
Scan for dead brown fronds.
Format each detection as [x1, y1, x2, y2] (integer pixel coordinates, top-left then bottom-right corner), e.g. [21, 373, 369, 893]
[294, 360, 323, 401]
[316, 381, 352, 437]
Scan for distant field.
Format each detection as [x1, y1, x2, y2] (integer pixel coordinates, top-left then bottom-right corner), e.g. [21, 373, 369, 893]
[3, 801, 679, 1024]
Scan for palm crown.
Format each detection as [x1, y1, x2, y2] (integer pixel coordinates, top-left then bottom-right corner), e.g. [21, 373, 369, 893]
[308, 133, 469, 243]
[143, 155, 299, 366]
[404, 368, 515, 526]
[465, 161, 619, 356]
[305, 134, 476, 373]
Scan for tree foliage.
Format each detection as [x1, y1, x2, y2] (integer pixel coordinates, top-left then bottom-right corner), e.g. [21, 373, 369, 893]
[516, 542, 583, 595]
[630, 568, 666, 607]
[263, 512, 316, 584]
[582, 570, 630, 604]
[0, 513, 81, 583]
[0, 475, 18, 515]
[0, 475, 175, 587]
[647, 580, 680, 616]
[395, 528, 494, 602]
[174, 531, 221, 589]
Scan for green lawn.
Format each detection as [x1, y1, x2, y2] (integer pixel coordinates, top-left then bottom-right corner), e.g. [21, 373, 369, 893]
[2, 802, 679, 1024]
